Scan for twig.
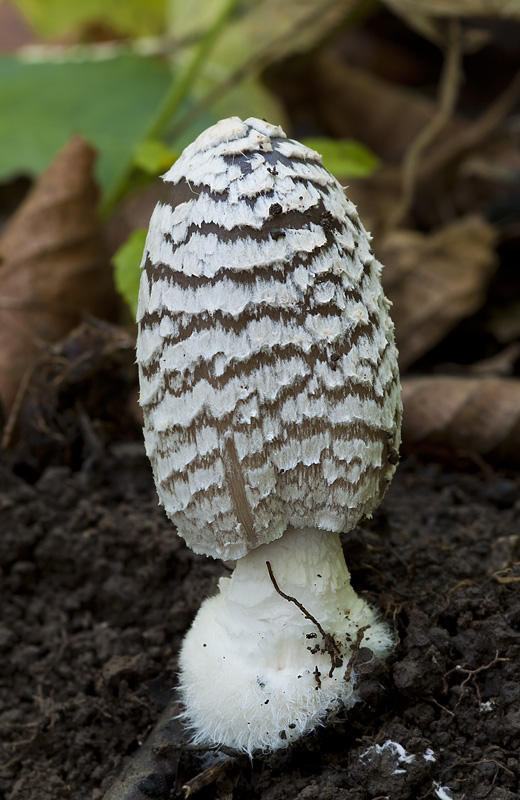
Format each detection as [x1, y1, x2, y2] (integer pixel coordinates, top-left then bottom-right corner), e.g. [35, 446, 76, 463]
[492, 567, 520, 584]
[420, 67, 520, 180]
[1, 363, 35, 449]
[462, 759, 514, 778]
[388, 19, 463, 230]
[421, 695, 455, 717]
[182, 755, 235, 798]
[102, 700, 186, 800]
[145, 0, 241, 143]
[266, 561, 343, 677]
[442, 651, 509, 709]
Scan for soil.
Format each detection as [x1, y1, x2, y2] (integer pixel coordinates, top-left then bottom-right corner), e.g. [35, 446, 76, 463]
[1, 375, 520, 800]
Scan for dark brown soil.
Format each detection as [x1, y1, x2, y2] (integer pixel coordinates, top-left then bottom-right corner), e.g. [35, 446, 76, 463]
[1, 422, 520, 799]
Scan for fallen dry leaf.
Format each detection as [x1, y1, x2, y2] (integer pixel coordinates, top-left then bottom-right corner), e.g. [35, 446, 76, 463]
[0, 136, 117, 417]
[378, 216, 498, 369]
[5, 316, 136, 466]
[401, 374, 520, 463]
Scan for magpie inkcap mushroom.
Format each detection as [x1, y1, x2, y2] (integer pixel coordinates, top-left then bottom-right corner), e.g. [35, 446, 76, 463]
[136, 116, 402, 754]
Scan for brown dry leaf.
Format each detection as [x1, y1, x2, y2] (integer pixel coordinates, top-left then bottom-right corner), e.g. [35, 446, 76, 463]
[378, 216, 498, 370]
[401, 374, 520, 463]
[0, 136, 116, 417]
[6, 316, 136, 465]
[314, 53, 466, 164]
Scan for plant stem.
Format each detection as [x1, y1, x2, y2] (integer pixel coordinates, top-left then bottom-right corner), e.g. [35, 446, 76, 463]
[101, 0, 241, 217]
[145, 0, 240, 142]
[165, 0, 377, 148]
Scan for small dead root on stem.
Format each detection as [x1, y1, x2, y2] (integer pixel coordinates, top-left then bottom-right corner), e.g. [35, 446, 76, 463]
[266, 560, 343, 678]
[265, 561, 374, 684]
[343, 625, 370, 685]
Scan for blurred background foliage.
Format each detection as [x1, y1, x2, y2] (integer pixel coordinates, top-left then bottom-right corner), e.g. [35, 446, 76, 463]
[0, 0, 375, 208]
[0, 0, 389, 315]
[13, 0, 167, 37]
[2, 0, 520, 463]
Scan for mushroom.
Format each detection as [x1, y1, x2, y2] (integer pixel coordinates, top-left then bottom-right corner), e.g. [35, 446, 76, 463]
[136, 117, 402, 755]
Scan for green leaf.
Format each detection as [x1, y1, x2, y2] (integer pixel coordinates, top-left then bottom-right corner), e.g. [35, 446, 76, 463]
[13, 0, 167, 37]
[113, 228, 148, 318]
[0, 54, 172, 200]
[134, 139, 178, 175]
[301, 138, 380, 178]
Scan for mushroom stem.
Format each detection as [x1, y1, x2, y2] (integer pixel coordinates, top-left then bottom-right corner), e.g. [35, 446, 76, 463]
[178, 528, 393, 754]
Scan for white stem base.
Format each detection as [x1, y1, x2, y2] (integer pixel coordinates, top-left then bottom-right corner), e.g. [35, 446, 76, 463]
[178, 528, 393, 754]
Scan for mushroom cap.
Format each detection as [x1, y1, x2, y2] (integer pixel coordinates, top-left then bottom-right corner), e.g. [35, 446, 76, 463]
[137, 116, 402, 560]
